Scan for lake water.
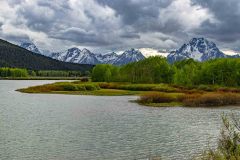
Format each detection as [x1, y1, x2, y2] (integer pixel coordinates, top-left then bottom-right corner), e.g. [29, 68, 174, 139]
[0, 80, 240, 160]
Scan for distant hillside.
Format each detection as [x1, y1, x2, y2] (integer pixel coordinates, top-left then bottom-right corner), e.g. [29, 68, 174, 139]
[0, 39, 93, 71]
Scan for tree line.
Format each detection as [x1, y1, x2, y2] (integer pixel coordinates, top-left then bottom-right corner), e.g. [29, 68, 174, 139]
[0, 68, 29, 77]
[92, 57, 240, 87]
[0, 67, 83, 77]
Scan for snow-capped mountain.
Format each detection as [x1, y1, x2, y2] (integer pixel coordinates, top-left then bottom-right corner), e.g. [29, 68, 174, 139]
[167, 38, 227, 63]
[96, 52, 119, 64]
[19, 42, 51, 56]
[51, 48, 99, 65]
[113, 48, 145, 65]
[50, 48, 145, 65]
[20, 42, 41, 54]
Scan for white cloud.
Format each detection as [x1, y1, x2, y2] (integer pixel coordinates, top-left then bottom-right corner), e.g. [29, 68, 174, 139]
[159, 0, 217, 31]
[222, 49, 239, 55]
[139, 48, 169, 57]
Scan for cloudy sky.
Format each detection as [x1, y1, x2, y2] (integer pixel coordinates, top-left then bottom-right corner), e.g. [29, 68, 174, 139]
[0, 0, 240, 53]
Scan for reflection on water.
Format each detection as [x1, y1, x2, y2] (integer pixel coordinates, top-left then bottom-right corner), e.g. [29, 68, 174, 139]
[0, 80, 239, 160]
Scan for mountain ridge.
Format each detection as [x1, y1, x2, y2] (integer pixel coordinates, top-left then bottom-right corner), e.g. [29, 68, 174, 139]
[50, 48, 145, 65]
[20, 42, 41, 54]
[18, 38, 240, 65]
[0, 39, 93, 71]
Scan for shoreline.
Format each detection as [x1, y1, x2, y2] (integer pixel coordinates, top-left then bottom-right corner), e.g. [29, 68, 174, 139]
[0, 77, 88, 80]
[17, 81, 240, 107]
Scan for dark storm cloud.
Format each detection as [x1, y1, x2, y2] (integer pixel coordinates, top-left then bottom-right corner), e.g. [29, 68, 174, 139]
[16, 2, 60, 32]
[192, 0, 240, 43]
[95, 0, 179, 33]
[0, 22, 3, 28]
[120, 33, 140, 39]
[1, 0, 239, 52]
[0, 33, 30, 44]
[50, 27, 111, 46]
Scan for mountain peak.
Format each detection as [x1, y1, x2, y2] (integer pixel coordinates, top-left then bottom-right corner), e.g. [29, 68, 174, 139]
[67, 47, 80, 52]
[82, 48, 92, 54]
[20, 42, 41, 54]
[113, 48, 145, 65]
[50, 47, 145, 65]
[167, 37, 226, 63]
[82, 48, 89, 52]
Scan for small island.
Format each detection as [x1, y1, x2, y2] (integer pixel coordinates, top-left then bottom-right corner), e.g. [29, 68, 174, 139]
[18, 57, 240, 107]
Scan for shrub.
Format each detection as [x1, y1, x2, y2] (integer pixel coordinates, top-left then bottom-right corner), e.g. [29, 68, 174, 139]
[217, 87, 240, 93]
[81, 78, 89, 82]
[153, 86, 178, 92]
[138, 92, 177, 104]
[182, 93, 240, 107]
[197, 114, 240, 160]
[76, 85, 86, 91]
[197, 85, 216, 92]
[84, 84, 100, 91]
[58, 83, 78, 91]
[98, 82, 121, 89]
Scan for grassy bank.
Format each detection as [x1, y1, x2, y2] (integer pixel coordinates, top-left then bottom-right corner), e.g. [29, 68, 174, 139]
[195, 114, 240, 160]
[137, 92, 240, 107]
[18, 81, 240, 107]
[17, 81, 149, 96]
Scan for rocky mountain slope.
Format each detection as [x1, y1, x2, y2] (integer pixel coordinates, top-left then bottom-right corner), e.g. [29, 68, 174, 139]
[167, 38, 227, 63]
[19, 38, 240, 66]
[20, 42, 41, 54]
[50, 48, 145, 65]
[0, 39, 93, 71]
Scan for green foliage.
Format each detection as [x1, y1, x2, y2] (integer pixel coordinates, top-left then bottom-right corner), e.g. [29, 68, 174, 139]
[37, 70, 81, 77]
[92, 64, 120, 82]
[29, 70, 36, 77]
[0, 67, 83, 78]
[0, 67, 28, 77]
[173, 59, 201, 86]
[198, 59, 240, 87]
[92, 57, 240, 87]
[92, 57, 174, 83]
[197, 114, 240, 160]
[120, 57, 174, 83]
[20, 82, 100, 93]
[98, 83, 178, 92]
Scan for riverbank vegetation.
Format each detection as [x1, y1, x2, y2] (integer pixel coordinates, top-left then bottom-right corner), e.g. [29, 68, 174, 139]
[18, 80, 240, 107]
[0, 67, 84, 79]
[18, 81, 147, 95]
[18, 57, 240, 107]
[92, 57, 240, 87]
[137, 92, 240, 107]
[196, 114, 240, 160]
[0, 67, 29, 77]
[18, 82, 100, 92]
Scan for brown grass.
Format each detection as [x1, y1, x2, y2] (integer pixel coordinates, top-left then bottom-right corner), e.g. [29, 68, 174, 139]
[217, 87, 240, 93]
[182, 93, 240, 107]
[137, 92, 240, 107]
[18, 82, 100, 93]
[138, 92, 180, 104]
